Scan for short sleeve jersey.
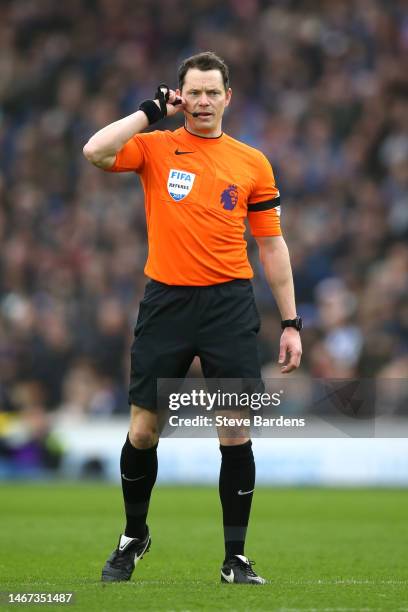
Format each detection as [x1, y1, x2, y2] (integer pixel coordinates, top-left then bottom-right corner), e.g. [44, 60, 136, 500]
[107, 126, 281, 285]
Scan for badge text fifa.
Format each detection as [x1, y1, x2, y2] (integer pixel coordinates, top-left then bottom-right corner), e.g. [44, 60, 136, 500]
[167, 169, 196, 201]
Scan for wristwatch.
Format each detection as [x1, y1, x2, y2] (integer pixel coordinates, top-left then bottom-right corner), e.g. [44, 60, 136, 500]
[281, 316, 303, 331]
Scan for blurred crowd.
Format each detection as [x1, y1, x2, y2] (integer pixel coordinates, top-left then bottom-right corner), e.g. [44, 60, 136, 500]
[0, 0, 407, 442]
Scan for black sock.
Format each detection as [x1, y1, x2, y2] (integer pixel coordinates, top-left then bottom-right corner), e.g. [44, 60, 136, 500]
[120, 434, 158, 539]
[219, 440, 255, 562]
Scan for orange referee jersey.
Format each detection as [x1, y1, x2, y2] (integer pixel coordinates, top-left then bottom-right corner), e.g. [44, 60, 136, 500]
[106, 126, 281, 285]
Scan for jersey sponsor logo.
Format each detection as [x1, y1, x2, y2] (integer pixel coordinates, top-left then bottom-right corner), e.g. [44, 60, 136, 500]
[167, 169, 196, 201]
[220, 184, 238, 210]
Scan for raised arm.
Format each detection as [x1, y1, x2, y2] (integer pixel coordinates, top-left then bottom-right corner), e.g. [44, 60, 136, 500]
[82, 111, 150, 169]
[83, 89, 182, 169]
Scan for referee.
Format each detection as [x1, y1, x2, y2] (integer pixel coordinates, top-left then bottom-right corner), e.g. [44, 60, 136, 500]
[83, 51, 302, 585]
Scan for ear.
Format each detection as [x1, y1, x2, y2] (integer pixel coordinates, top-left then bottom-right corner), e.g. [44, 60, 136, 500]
[176, 88, 181, 97]
[224, 87, 232, 108]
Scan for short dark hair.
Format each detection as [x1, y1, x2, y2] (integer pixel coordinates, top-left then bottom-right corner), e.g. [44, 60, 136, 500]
[178, 51, 230, 91]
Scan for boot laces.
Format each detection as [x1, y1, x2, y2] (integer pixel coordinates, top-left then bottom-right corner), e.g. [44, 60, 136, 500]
[235, 557, 257, 577]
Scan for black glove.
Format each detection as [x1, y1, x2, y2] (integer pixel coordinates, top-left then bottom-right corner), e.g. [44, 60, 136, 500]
[139, 83, 181, 125]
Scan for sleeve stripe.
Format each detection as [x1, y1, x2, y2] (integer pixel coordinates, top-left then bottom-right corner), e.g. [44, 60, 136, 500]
[247, 196, 280, 212]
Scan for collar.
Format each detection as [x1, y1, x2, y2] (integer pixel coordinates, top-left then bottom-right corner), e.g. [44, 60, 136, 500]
[176, 126, 225, 146]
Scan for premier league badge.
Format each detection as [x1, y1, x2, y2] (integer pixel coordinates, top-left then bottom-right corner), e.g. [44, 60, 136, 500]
[167, 169, 196, 201]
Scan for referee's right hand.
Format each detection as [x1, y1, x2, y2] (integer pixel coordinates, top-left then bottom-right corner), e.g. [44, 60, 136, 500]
[154, 88, 183, 117]
[140, 85, 183, 125]
[154, 89, 184, 117]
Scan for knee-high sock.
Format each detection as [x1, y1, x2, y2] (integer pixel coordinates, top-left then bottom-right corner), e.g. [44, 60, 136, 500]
[219, 440, 255, 561]
[120, 434, 158, 539]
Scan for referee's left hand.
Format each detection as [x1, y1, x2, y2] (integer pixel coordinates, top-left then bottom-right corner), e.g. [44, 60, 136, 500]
[278, 328, 302, 373]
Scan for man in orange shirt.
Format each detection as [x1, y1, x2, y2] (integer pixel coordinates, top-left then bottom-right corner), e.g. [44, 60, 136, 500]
[84, 52, 302, 585]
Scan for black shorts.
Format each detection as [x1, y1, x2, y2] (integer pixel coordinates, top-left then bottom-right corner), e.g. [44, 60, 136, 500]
[128, 279, 262, 410]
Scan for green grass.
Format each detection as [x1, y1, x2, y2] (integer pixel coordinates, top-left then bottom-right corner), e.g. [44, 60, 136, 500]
[1, 484, 407, 611]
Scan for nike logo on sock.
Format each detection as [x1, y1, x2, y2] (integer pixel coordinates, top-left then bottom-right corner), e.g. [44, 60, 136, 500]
[175, 148, 194, 155]
[221, 569, 235, 583]
[237, 488, 254, 496]
[121, 474, 146, 482]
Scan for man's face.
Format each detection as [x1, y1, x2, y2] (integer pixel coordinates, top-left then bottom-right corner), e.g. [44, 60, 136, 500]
[177, 68, 232, 136]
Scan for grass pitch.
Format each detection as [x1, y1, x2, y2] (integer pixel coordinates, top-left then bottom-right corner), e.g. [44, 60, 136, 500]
[1, 484, 407, 611]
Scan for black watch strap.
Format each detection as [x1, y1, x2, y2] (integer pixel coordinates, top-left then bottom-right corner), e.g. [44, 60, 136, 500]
[281, 316, 302, 331]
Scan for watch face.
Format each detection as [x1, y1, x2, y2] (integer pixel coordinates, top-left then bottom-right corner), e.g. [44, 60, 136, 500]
[282, 317, 302, 331]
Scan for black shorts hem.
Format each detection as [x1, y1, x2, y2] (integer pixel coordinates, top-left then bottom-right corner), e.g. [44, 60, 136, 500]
[128, 396, 158, 413]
